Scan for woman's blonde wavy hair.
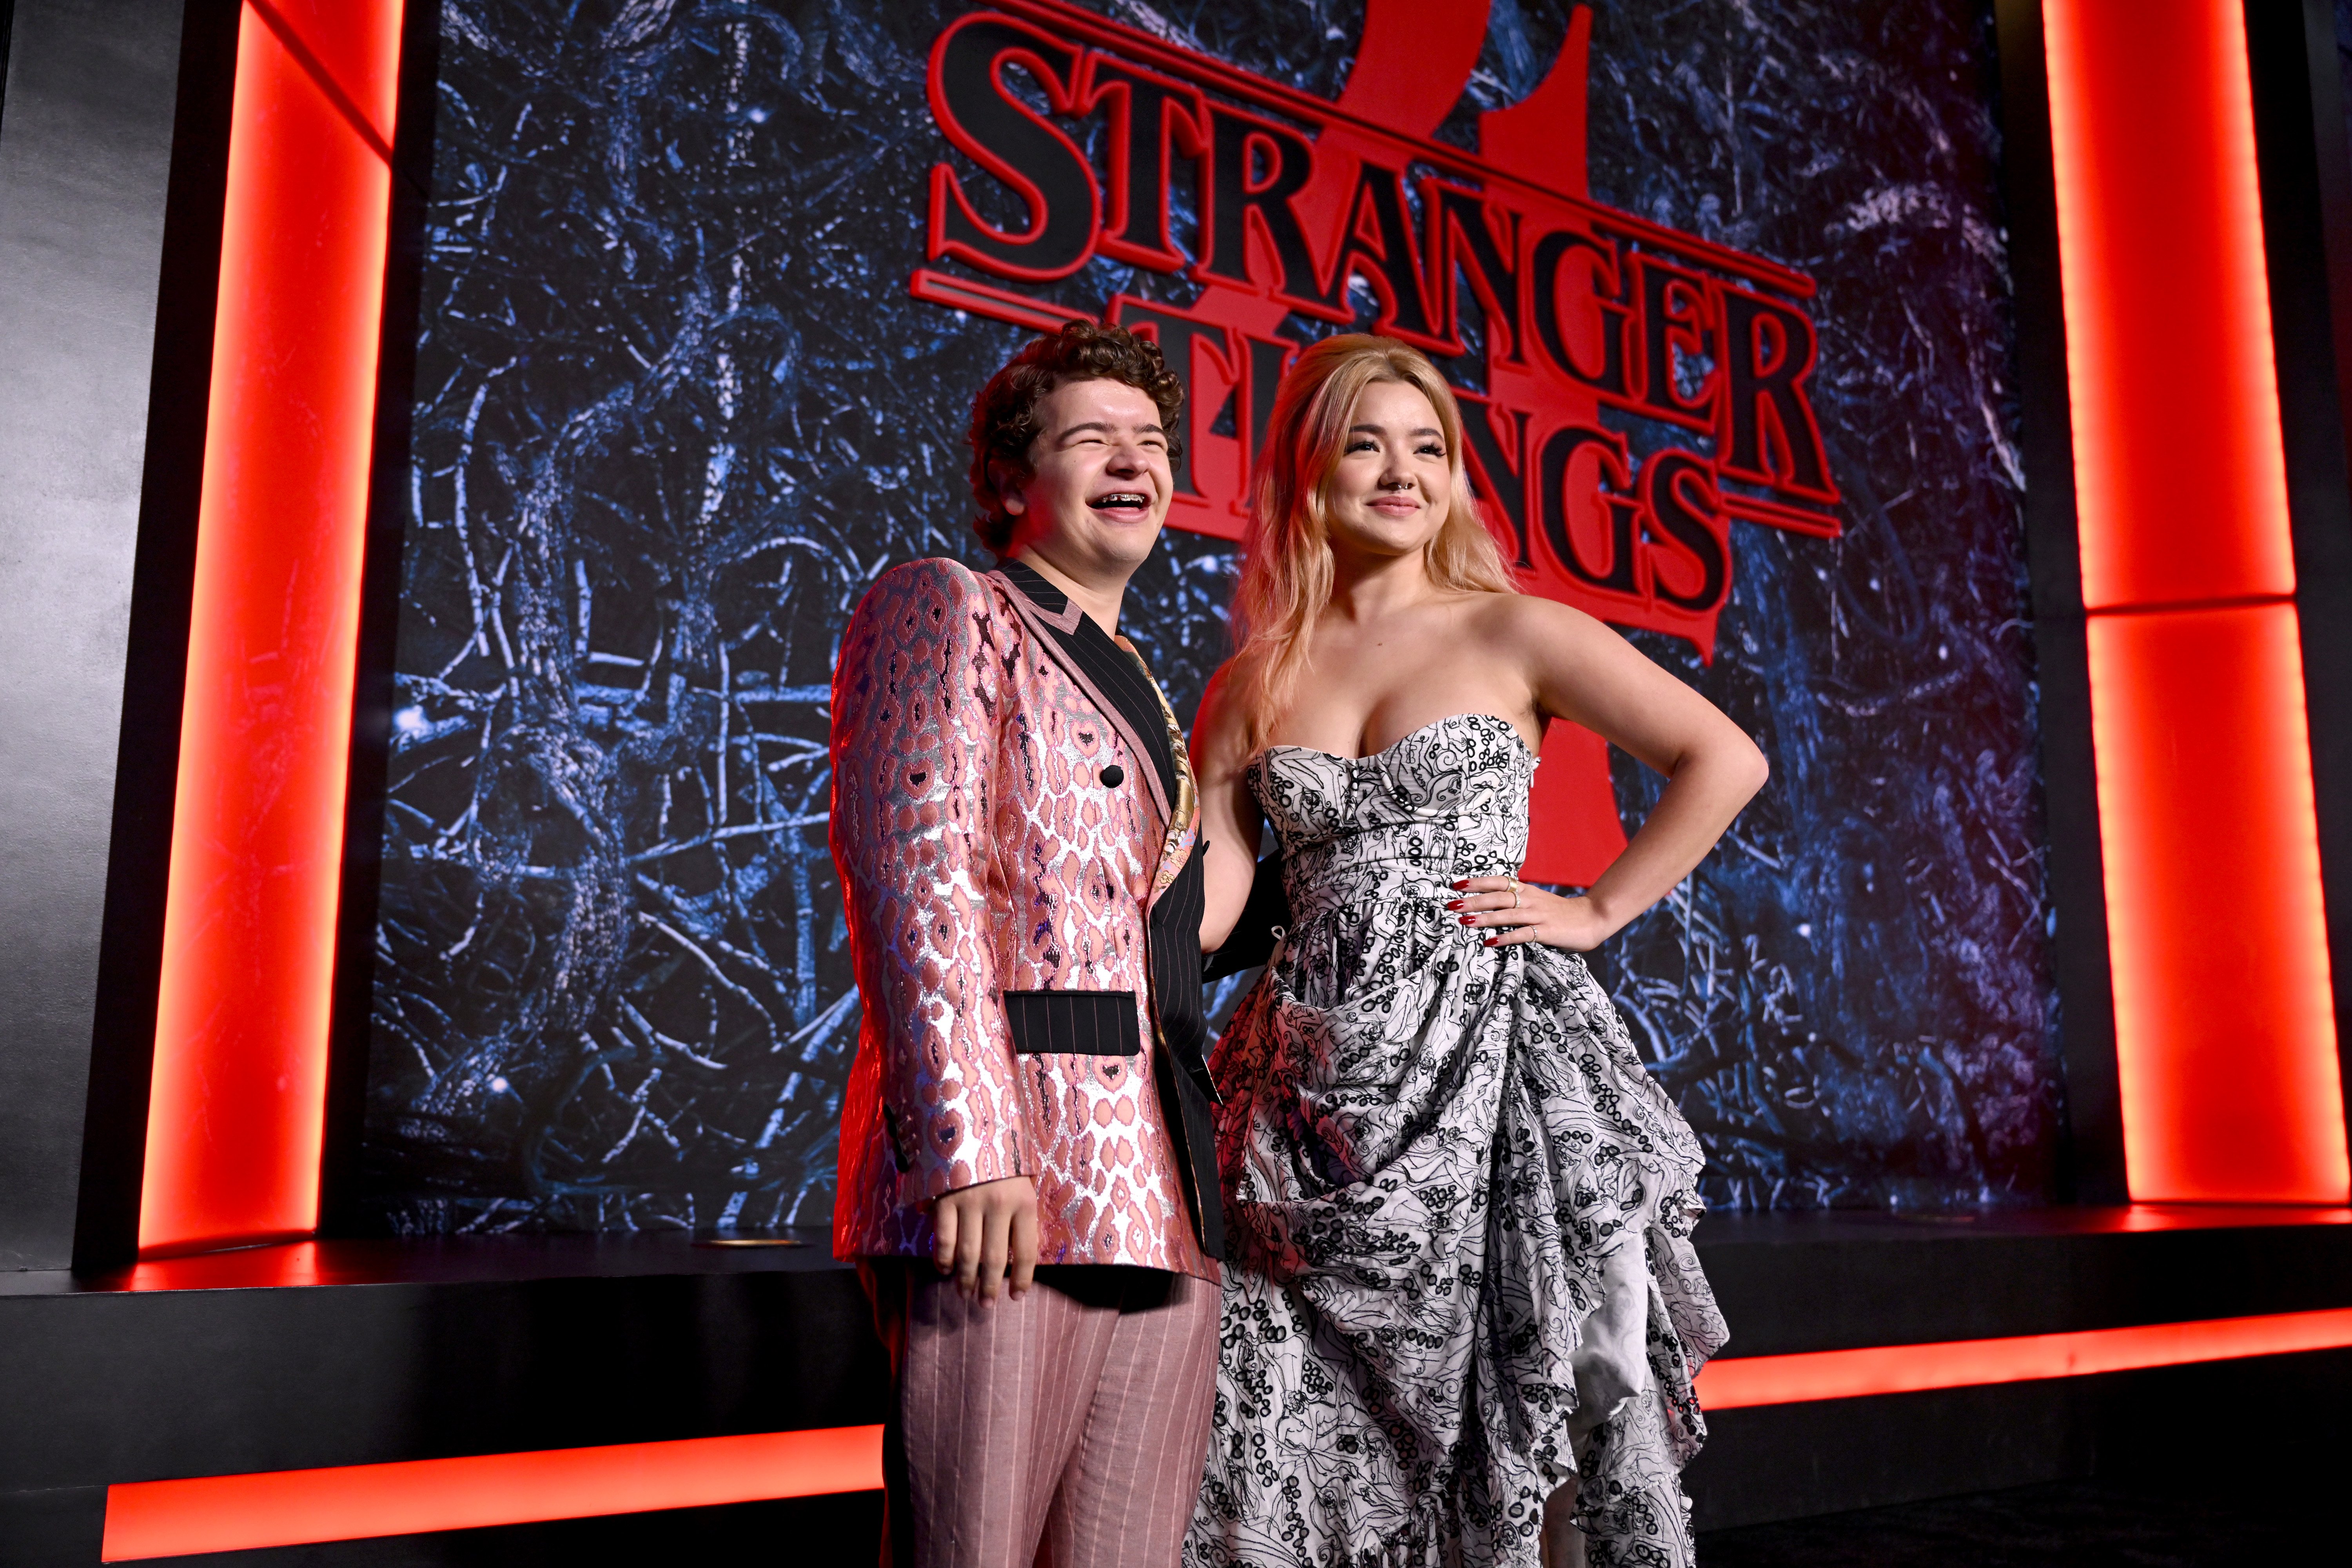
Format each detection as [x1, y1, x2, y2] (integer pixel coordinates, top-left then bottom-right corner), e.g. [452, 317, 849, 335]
[1227, 334, 1519, 750]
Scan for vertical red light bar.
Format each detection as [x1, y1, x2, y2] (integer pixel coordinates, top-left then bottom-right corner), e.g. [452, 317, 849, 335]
[138, 0, 405, 1254]
[2043, 0, 2348, 1201]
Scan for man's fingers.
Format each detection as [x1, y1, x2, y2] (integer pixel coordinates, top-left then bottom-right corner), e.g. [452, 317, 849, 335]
[953, 1208, 985, 1296]
[1008, 1203, 1040, 1298]
[975, 1205, 1011, 1302]
[928, 1179, 1038, 1302]
[932, 1201, 959, 1275]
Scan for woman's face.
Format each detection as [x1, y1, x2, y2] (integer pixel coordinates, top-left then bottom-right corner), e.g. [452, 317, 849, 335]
[1323, 379, 1454, 562]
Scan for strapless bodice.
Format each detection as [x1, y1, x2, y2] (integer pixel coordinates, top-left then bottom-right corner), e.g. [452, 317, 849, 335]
[1249, 711, 1536, 932]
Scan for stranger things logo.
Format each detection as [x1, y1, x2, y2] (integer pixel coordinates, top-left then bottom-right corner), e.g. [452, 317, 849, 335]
[909, 1, 1842, 880]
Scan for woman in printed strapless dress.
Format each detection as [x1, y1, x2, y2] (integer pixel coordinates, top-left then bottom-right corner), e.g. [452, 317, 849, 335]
[1182, 337, 1768, 1568]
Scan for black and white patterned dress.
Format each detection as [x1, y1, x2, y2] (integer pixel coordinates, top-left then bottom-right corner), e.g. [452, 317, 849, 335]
[1186, 713, 1726, 1568]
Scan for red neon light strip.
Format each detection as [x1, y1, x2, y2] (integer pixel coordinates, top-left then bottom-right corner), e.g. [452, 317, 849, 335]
[2086, 607, 2344, 1200]
[96, 1309, 2352, 1557]
[2042, 0, 2294, 611]
[2041, 0, 2347, 1200]
[101, 1425, 885, 1561]
[245, 0, 396, 161]
[1695, 1306, 2352, 1410]
[138, 0, 405, 1253]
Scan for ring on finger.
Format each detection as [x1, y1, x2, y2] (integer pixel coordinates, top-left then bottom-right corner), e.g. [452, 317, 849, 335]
[1508, 878, 1523, 910]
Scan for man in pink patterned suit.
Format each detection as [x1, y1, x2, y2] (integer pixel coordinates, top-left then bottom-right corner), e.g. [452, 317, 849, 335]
[829, 322, 1223, 1568]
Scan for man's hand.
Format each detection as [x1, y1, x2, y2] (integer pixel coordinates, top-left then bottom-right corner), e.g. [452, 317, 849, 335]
[931, 1175, 1040, 1302]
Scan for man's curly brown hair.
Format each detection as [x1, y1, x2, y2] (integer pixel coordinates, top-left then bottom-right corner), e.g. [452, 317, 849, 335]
[967, 320, 1185, 553]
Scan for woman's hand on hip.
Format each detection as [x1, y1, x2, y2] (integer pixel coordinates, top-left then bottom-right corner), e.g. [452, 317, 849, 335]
[1449, 876, 1619, 952]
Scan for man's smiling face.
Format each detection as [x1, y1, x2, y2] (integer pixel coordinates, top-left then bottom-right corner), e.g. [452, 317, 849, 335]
[998, 377, 1174, 577]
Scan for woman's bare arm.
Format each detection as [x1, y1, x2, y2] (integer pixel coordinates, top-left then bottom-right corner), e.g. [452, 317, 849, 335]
[1189, 667, 1266, 954]
[1456, 596, 1766, 950]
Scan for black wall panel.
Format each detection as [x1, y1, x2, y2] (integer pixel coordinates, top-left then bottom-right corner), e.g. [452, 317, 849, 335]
[0, 0, 192, 1272]
[1991, 0, 2125, 1206]
[2254, 0, 2352, 1126]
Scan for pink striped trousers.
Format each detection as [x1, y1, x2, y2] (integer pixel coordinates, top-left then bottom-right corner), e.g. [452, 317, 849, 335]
[861, 1263, 1220, 1568]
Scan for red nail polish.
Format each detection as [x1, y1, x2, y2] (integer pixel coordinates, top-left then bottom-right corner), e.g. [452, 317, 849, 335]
[1445, 900, 1463, 910]
[1483, 937, 1498, 947]
[1451, 880, 1468, 890]
[1459, 915, 1476, 926]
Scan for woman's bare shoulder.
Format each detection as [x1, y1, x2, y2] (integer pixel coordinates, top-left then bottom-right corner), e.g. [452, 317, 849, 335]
[1456, 587, 1610, 646]
[1193, 659, 1240, 719]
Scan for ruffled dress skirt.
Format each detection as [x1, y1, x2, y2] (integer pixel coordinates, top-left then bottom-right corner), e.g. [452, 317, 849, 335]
[1184, 715, 1726, 1568]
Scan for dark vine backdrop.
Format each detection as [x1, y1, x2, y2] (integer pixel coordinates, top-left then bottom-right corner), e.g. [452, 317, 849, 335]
[358, 0, 2062, 1232]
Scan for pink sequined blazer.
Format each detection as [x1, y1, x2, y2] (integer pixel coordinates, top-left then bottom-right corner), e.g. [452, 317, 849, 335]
[828, 557, 1221, 1281]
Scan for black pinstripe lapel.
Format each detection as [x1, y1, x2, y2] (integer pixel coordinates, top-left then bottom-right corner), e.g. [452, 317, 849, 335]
[995, 559, 1180, 812]
[991, 558, 1224, 1259]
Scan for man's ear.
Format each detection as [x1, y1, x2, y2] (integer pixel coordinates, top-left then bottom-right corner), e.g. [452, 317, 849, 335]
[990, 459, 1028, 518]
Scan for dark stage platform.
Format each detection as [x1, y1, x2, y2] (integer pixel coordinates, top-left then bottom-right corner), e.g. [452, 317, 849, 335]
[2, 1206, 2346, 1563]
[1699, 1477, 2337, 1567]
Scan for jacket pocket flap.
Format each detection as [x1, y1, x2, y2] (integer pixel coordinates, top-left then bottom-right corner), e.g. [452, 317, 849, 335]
[1002, 989, 1142, 1057]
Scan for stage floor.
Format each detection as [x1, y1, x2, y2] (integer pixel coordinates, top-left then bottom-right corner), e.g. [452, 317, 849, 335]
[8, 1200, 2343, 1298]
[1699, 1476, 2333, 1566]
[2, 1204, 2345, 1560]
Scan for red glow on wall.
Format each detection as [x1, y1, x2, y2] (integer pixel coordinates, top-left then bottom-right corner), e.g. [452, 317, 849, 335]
[1520, 720, 1628, 885]
[2041, 0, 2348, 1200]
[1696, 1306, 2352, 1410]
[2041, 0, 2295, 610]
[2088, 608, 2345, 1200]
[100, 1426, 886, 1560]
[138, 0, 406, 1254]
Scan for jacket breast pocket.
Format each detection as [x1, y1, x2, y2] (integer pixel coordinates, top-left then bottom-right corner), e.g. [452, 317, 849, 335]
[1002, 989, 1142, 1057]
